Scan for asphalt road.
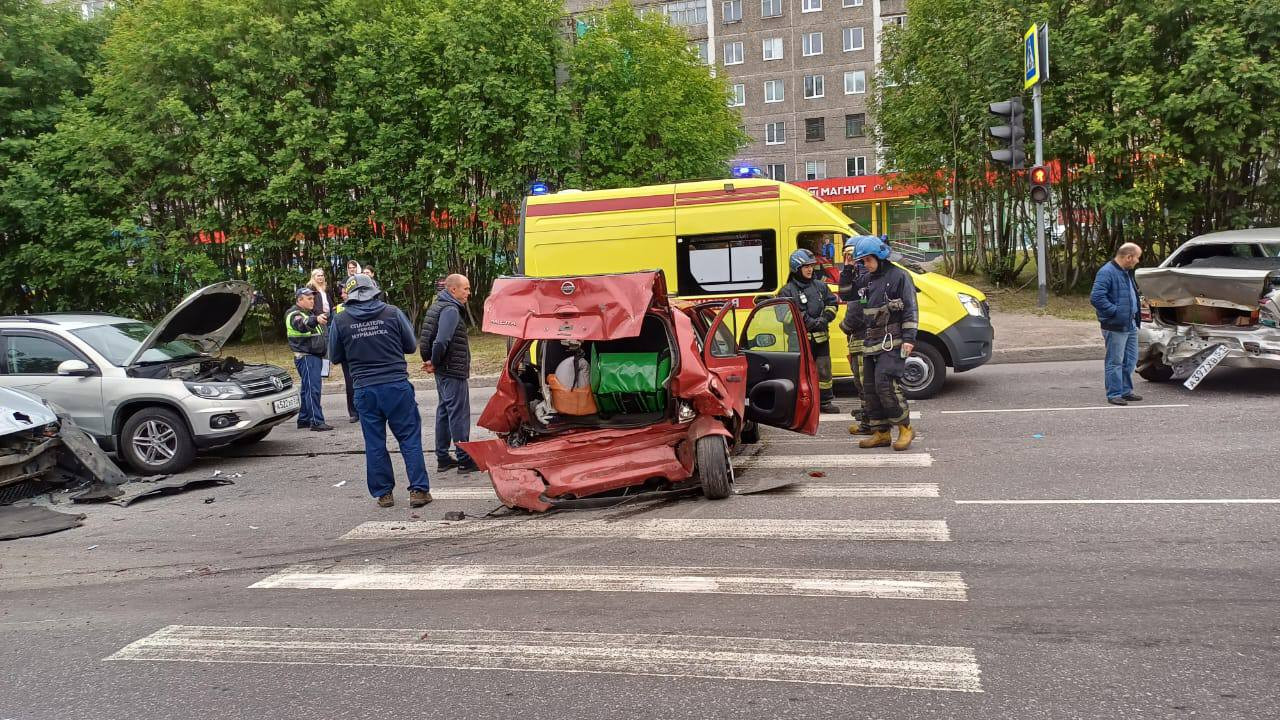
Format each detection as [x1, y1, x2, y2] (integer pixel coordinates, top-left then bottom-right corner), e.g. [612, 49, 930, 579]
[2, 360, 1278, 720]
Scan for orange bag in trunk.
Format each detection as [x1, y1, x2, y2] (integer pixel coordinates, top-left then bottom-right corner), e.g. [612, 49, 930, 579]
[547, 374, 598, 416]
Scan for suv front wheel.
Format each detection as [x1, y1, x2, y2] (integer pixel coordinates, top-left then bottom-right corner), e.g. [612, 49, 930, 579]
[120, 407, 196, 475]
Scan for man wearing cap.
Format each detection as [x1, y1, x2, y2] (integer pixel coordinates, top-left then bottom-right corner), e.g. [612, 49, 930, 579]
[328, 274, 432, 508]
[285, 287, 332, 432]
[848, 236, 918, 451]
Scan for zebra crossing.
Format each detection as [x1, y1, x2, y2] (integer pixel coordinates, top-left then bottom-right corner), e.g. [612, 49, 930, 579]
[106, 416, 983, 695]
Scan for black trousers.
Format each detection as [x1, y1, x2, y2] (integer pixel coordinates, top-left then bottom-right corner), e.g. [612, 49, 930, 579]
[342, 363, 356, 418]
[861, 351, 910, 430]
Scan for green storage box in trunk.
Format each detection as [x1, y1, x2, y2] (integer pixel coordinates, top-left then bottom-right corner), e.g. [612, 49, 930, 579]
[590, 348, 671, 416]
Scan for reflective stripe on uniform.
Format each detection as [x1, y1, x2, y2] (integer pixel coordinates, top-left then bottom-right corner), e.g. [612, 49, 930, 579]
[285, 309, 322, 338]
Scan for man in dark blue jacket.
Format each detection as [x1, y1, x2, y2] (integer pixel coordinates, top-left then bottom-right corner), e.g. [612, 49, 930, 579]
[419, 274, 476, 473]
[1090, 243, 1144, 405]
[328, 274, 431, 508]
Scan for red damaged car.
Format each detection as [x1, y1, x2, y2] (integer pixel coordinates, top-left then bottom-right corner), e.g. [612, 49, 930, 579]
[459, 271, 820, 511]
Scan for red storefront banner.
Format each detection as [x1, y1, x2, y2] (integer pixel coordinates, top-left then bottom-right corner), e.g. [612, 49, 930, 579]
[792, 174, 925, 204]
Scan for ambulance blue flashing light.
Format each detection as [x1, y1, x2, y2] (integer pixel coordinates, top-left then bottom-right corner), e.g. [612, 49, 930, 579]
[530, 181, 550, 195]
[731, 165, 763, 179]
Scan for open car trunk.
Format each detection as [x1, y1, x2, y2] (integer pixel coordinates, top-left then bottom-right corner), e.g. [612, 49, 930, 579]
[1137, 262, 1280, 328]
[512, 313, 677, 433]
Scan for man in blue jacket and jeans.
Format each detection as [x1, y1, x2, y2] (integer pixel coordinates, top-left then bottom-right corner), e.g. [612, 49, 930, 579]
[328, 273, 432, 508]
[1090, 243, 1144, 405]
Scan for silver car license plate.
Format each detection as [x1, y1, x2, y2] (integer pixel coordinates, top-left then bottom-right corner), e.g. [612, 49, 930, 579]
[273, 395, 301, 413]
[1183, 344, 1229, 390]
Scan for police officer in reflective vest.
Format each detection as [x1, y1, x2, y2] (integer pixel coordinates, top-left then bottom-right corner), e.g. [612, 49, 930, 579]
[285, 287, 332, 431]
[847, 236, 917, 451]
[777, 249, 841, 415]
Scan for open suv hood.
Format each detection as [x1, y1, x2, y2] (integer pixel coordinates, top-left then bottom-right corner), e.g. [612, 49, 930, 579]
[125, 281, 254, 366]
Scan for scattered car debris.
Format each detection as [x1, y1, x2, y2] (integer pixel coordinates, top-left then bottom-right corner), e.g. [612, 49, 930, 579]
[108, 476, 235, 507]
[443, 511, 466, 521]
[333, 480, 347, 488]
[0, 505, 86, 541]
[204, 497, 216, 504]
[808, 471, 827, 478]
[86, 544, 98, 550]
[735, 478, 798, 495]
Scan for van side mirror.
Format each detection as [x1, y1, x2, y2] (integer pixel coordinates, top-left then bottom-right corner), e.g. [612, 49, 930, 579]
[57, 359, 96, 377]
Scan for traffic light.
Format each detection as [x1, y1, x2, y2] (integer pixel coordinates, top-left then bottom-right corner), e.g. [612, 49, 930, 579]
[1029, 164, 1050, 203]
[987, 98, 1026, 169]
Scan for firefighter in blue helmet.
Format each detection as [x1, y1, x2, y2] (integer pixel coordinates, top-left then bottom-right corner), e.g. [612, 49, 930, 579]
[844, 236, 918, 451]
[777, 248, 841, 414]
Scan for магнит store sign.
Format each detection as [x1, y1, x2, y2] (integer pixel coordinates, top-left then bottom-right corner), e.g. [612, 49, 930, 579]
[793, 175, 922, 203]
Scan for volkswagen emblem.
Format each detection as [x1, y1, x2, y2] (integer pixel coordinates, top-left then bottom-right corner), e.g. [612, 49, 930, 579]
[561, 281, 576, 296]
[271, 375, 284, 391]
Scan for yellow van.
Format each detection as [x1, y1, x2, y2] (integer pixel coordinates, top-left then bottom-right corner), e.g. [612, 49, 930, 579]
[518, 178, 993, 398]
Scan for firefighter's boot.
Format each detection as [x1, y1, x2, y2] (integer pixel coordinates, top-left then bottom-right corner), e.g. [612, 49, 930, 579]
[848, 422, 874, 436]
[858, 429, 892, 449]
[892, 424, 915, 452]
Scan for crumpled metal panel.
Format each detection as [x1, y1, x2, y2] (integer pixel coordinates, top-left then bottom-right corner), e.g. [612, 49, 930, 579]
[481, 271, 668, 340]
[1136, 267, 1277, 311]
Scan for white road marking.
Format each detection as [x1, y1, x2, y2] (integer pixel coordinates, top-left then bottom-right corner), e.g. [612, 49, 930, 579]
[820, 411, 921, 422]
[939, 404, 1189, 415]
[956, 498, 1280, 505]
[342, 517, 951, 542]
[736, 454, 933, 469]
[251, 565, 968, 601]
[430, 482, 940, 500]
[106, 625, 982, 692]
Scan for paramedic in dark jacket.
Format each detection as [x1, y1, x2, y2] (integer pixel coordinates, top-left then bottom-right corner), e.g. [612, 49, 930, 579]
[839, 241, 873, 435]
[849, 236, 918, 451]
[285, 287, 331, 432]
[419, 274, 476, 473]
[1090, 242, 1144, 405]
[328, 274, 432, 509]
[777, 249, 841, 414]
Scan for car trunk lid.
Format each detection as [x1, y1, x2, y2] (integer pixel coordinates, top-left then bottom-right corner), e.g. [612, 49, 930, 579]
[1136, 266, 1278, 314]
[480, 271, 669, 341]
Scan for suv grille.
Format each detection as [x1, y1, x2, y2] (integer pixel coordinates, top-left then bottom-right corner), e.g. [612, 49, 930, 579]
[241, 371, 293, 398]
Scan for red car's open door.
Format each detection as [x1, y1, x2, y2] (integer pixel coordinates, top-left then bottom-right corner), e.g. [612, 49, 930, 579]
[734, 298, 820, 435]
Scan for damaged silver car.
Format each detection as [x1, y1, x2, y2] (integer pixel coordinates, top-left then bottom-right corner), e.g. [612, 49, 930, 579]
[1136, 228, 1280, 384]
[0, 387, 62, 499]
[0, 282, 299, 474]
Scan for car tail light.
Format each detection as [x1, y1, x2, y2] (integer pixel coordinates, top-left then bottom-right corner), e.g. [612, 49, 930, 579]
[1140, 299, 1152, 323]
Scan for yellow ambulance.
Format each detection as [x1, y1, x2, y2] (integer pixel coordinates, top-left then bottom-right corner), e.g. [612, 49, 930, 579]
[517, 178, 993, 398]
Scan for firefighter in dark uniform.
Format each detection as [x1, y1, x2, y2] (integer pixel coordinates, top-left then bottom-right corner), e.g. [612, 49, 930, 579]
[847, 236, 918, 451]
[777, 249, 841, 415]
[839, 240, 872, 435]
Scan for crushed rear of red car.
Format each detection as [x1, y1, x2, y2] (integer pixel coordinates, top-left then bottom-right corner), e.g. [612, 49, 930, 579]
[459, 271, 819, 512]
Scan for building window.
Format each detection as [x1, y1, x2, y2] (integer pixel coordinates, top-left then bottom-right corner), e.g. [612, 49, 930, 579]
[761, 0, 782, 18]
[803, 74, 824, 99]
[663, 0, 708, 27]
[722, 0, 743, 23]
[802, 0, 822, 11]
[802, 32, 823, 56]
[678, 230, 778, 296]
[765, 121, 785, 145]
[805, 160, 827, 180]
[730, 83, 746, 107]
[842, 0, 863, 6]
[845, 113, 866, 138]
[847, 156, 867, 176]
[805, 117, 825, 142]
[763, 37, 784, 61]
[843, 27, 864, 52]
[723, 41, 744, 65]
[764, 80, 784, 103]
[884, 14, 906, 29]
[767, 163, 786, 181]
[844, 70, 866, 94]
[689, 40, 710, 65]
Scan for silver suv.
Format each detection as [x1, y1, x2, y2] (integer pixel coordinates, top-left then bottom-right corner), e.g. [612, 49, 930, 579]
[0, 282, 300, 474]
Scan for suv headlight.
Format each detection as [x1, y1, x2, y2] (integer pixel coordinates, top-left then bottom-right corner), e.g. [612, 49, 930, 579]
[957, 293, 986, 317]
[185, 381, 246, 400]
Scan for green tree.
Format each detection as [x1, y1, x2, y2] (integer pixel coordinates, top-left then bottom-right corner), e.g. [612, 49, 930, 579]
[564, 0, 747, 189]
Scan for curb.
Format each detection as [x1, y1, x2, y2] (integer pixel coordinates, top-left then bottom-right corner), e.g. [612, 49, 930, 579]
[321, 374, 502, 394]
[989, 344, 1104, 364]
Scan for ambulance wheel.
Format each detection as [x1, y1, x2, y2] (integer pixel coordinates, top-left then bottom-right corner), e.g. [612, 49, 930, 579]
[697, 435, 734, 500]
[901, 341, 947, 400]
[739, 420, 760, 445]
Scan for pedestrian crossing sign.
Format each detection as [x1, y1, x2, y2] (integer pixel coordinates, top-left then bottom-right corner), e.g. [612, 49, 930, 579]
[1024, 23, 1041, 89]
